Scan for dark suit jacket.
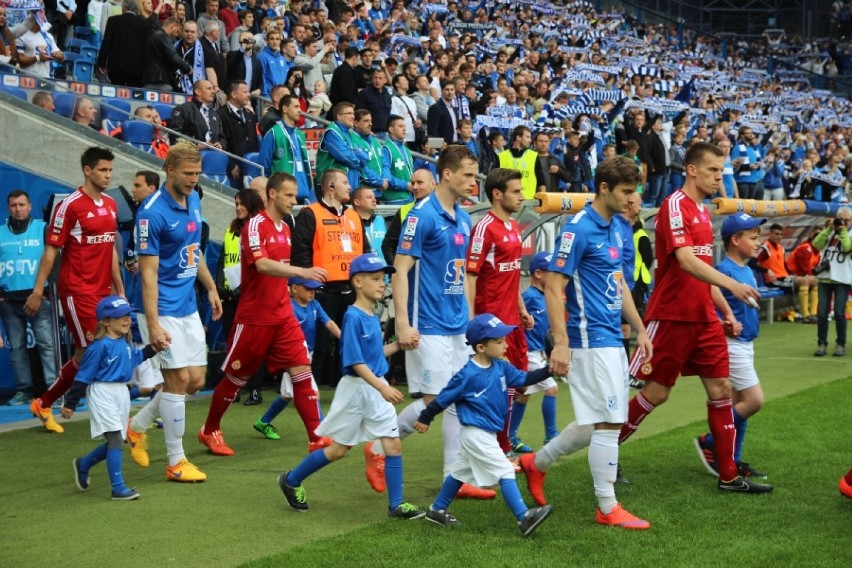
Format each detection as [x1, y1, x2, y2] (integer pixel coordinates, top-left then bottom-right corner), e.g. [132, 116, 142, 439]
[217, 103, 259, 160]
[201, 36, 227, 90]
[142, 30, 192, 89]
[329, 61, 357, 106]
[97, 13, 152, 81]
[169, 100, 227, 148]
[225, 50, 263, 93]
[427, 100, 456, 145]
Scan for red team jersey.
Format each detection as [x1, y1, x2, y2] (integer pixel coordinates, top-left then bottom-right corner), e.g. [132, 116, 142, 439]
[466, 212, 523, 325]
[48, 189, 118, 298]
[235, 211, 296, 325]
[645, 190, 716, 322]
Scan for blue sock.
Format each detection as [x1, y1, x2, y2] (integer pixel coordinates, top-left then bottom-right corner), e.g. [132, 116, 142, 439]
[541, 395, 558, 441]
[508, 400, 527, 441]
[500, 478, 528, 522]
[286, 448, 331, 486]
[385, 455, 404, 509]
[260, 397, 289, 424]
[704, 433, 714, 446]
[80, 443, 108, 472]
[106, 448, 126, 491]
[733, 408, 748, 463]
[128, 386, 141, 400]
[432, 475, 464, 511]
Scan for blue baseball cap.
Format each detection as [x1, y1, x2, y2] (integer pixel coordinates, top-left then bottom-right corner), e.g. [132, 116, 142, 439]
[530, 251, 553, 272]
[96, 295, 133, 320]
[290, 277, 323, 289]
[349, 253, 396, 278]
[466, 313, 517, 346]
[721, 213, 767, 239]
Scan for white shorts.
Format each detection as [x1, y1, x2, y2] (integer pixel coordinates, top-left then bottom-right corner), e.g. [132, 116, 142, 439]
[87, 382, 130, 439]
[131, 343, 163, 389]
[567, 347, 629, 426]
[450, 426, 516, 487]
[405, 334, 469, 395]
[315, 375, 399, 445]
[137, 312, 207, 370]
[524, 351, 558, 395]
[727, 339, 760, 391]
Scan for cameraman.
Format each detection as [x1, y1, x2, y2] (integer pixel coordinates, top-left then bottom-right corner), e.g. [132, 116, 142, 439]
[812, 209, 852, 356]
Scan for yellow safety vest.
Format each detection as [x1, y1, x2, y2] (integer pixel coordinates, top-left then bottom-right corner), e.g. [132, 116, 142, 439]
[498, 149, 538, 200]
[222, 229, 241, 291]
[633, 226, 651, 285]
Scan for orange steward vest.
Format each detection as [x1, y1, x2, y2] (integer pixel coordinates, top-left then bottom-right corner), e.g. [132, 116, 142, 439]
[307, 203, 364, 282]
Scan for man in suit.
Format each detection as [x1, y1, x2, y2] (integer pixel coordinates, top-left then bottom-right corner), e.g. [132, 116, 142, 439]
[226, 30, 263, 96]
[142, 17, 193, 91]
[427, 81, 458, 145]
[169, 79, 226, 149]
[328, 46, 359, 107]
[354, 68, 393, 138]
[218, 81, 259, 188]
[200, 20, 227, 93]
[97, 0, 151, 87]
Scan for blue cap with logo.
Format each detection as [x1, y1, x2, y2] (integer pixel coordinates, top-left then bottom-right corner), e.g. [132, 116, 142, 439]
[721, 213, 767, 240]
[289, 277, 324, 289]
[96, 295, 133, 320]
[349, 253, 396, 278]
[530, 251, 553, 272]
[466, 313, 517, 346]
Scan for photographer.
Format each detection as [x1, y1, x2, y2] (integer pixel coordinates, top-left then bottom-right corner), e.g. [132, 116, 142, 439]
[812, 209, 852, 356]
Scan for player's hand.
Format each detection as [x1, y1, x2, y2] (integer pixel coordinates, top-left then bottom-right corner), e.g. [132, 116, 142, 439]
[721, 315, 743, 338]
[520, 311, 535, 330]
[729, 281, 760, 306]
[23, 292, 43, 317]
[381, 385, 404, 404]
[60, 407, 74, 419]
[414, 421, 429, 433]
[634, 331, 653, 364]
[397, 325, 419, 350]
[548, 344, 570, 378]
[302, 266, 329, 283]
[208, 290, 223, 321]
[148, 323, 172, 351]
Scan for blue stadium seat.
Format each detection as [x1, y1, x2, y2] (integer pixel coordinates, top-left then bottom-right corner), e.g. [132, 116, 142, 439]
[66, 38, 91, 53]
[0, 85, 27, 101]
[73, 60, 93, 83]
[122, 120, 154, 152]
[153, 102, 173, 123]
[52, 92, 78, 118]
[753, 270, 786, 324]
[80, 46, 98, 63]
[74, 26, 93, 42]
[201, 150, 231, 186]
[241, 152, 263, 187]
[100, 98, 132, 133]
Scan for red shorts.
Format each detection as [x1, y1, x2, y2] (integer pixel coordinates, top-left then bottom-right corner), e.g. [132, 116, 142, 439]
[506, 326, 529, 371]
[629, 320, 729, 388]
[222, 315, 311, 376]
[61, 295, 102, 348]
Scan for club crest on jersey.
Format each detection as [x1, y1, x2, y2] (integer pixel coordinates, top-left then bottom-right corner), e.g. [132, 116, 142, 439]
[471, 237, 484, 254]
[641, 362, 652, 375]
[231, 360, 241, 371]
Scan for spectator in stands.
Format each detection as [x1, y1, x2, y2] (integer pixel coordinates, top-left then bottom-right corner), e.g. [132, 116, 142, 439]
[44, 0, 75, 52]
[258, 29, 286, 97]
[99, 0, 123, 36]
[762, 149, 787, 201]
[258, 84, 288, 135]
[294, 39, 335, 96]
[350, 109, 388, 197]
[218, 81, 258, 188]
[389, 75, 419, 145]
[259, 94, 314, 203]
[352, 47, 375, 91]
[623, 108, 651, 199]
[456, 119, 479, 161]
[427, 81, 458, 145]
[284, 67, 308, 127]
[329, 46, 359, 107]
[498, 125, 541, 200]
[351, 187, 385, 263]
[169, 79, 225, 149]
[355, 68, 393, 138]
[196, 0, 228, 52]
[534, 131, 571, 192]
[200, 19, 226, 93]
[733, 126, 761, 199]
[218, 0, 239, 35]
[479, 130, 505, 177]
[410, 74, 435, 130]
[716, 137, 739, 198]
[227, 9, 252, 51]
[0, 190, 56, 407]
[0, 6, 21, 67]
[16, 12, 64, 79]
[72, 97, 99, 131]
[669, 130, 687, 194]
[175, 20, 205, 94]
[646, 116, 668, 207]
[98, 0, 150, 88]
[31, 91, 55, 112]
[225, 30, 262, 97]
[142, 16, 190, 91]
[315, 102, 369, 191]
[562, 129, 595, 193]
[139, 0, 163, 31]
[381, 115, 414, 204]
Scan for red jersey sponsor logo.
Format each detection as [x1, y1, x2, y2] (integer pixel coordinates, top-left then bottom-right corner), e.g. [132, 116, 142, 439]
[86, 233, 116, 244]
[692, 245, 713, 257]
[498, 259, 521, 272]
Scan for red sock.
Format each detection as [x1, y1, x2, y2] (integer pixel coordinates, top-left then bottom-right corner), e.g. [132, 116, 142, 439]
[619, 392, 656, 445]
[203, 374, 244, 434]
[291, 371, 321, 442]
[40, 359, 79, 407]
[498, 390, 514, 453]
[707, 398, 738, 480]
[844, 468, 852, 485]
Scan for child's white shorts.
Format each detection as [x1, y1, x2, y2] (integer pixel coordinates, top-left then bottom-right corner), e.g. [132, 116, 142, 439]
[450, 426, 516, 487]
[315, 375, 398, 445]
[87, 382, 130, 439]
[726, 339, 760, 391]
[524, 350, 558, 394]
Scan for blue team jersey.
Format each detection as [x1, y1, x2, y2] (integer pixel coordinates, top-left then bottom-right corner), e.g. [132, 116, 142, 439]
[435, 358, 527, 432]
[340, 305, 388, 378]
[613, 214, 635, 291]
[397, 192, 472, 335]
[75, 336, 146, 385]
[522, 285, 549, 352]
[550, 205, 624, 348]
[134, 187, 203, 317]
[717, 257, 760, 342]
[0, 219, 47, 293]
[292, 298, 331, 352]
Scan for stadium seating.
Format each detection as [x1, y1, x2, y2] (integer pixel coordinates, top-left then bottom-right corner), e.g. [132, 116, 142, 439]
[52, 92, 77, 118]
[100, 98, 132, 133]
[0, 85, 27, 101]
[72, 60, 94, 83]
[122, 120, 154, 152]
[241, 152, 263, 187]
[80, 46, 99, 63]
[753, 270, 787, 323]
[153, 103, 173, 123]
[66, 38, 92, 54]
[201, 150, 231, 186]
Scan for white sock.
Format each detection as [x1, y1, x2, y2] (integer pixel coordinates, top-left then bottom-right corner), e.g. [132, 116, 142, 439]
[441, 405, 461, 479]
[130, 390, 161, 433]
[588, 429, 620, 514]
[535, 421, 594, 472]
[396, 398, 426, 437]
[159, 392, 186, 467]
